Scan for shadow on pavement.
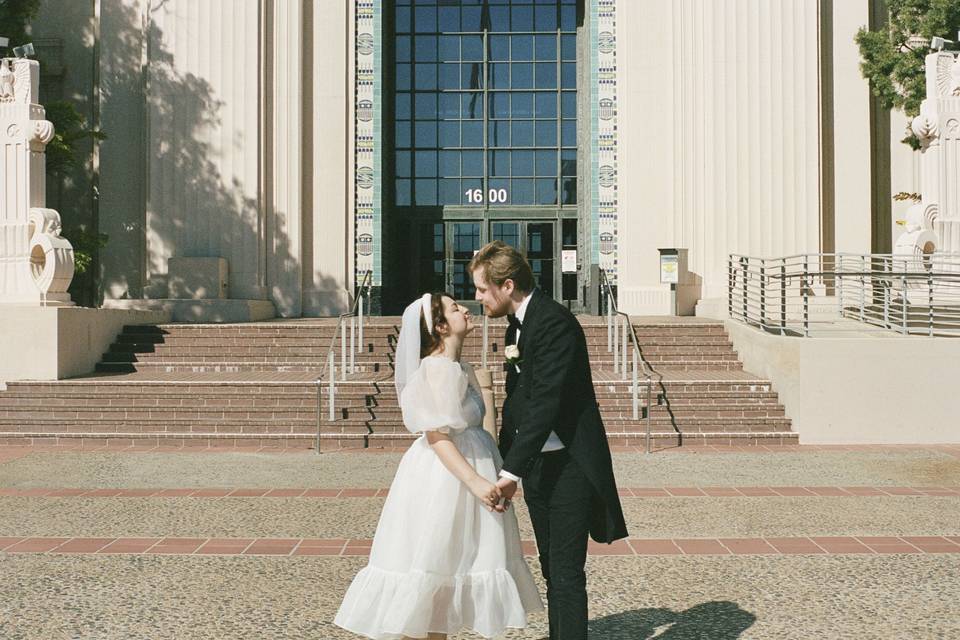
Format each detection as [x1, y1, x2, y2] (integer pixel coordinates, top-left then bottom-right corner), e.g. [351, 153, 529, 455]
[588, 601, 756, 639]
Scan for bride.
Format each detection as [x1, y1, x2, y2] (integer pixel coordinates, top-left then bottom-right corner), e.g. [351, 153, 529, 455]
[334, 292, 543, 639]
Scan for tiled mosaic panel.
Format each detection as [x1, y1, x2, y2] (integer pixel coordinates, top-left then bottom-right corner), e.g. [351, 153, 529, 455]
[593, 0, 617, 282]
[356, 0, 380, 286]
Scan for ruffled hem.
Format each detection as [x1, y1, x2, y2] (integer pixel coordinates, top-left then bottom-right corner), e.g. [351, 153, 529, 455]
[334, 564, 543, 640]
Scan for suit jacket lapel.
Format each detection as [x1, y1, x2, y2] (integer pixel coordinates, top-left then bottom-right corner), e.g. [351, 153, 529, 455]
[516, 288, 544, 355]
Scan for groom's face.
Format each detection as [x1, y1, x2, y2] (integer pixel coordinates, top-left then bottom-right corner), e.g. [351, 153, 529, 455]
[472, 267, 513, 319]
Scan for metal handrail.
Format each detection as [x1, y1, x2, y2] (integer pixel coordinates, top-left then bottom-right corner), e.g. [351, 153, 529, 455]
[598, 268, 656, 454]
[728, 253, 960, 337]
[315, 269, 374, 453]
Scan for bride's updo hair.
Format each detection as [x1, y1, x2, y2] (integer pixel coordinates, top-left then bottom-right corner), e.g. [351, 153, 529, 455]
[420, 292, 452, 358]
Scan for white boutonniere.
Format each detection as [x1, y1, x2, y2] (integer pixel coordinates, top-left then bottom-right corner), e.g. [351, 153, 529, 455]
[504, 344, 523, 369]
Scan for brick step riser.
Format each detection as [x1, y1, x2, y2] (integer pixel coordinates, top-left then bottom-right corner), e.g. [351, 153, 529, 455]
[106, 344, 740, 357]
[93, 363, 747, 374]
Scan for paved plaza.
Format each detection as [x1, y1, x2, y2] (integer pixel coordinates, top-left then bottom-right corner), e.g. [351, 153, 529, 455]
[1, 444, 959, 639]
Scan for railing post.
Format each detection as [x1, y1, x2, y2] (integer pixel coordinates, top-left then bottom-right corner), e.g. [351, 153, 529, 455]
[728, 256, 733, 319]
[928, 267, 935, 337]
[780, 263, 787, 335]
[358, 293, 365, 354]
[838, 255, 844, 317]
[802, 256, 810, 337]
[316, 379, 322, 454]
[349, 315, 356, 374]
[328, 352, 335, 422]
[613, 315, 620, 374]
[859, 255, 866, 323]
[882, 257, 890, 329]
[901, 272, 908, 334]
[645, 377, 653, 455]
[607, 289, 613, 352]
[759, 262, 767, 330]
[621, 317, 629, 381]
[341, 323, 347, 382]
[631, 347, 638, 420]
[741, 257, 748, 321]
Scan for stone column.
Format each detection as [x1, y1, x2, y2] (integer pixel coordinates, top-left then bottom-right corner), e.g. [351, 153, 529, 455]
[0, 58, 74, 306]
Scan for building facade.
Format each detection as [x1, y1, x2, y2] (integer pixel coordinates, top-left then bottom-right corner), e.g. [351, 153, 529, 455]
[33, 0, 918, 316]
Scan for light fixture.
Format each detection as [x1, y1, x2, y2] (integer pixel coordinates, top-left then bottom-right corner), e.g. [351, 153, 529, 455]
[12, 42, 34, 59]
[931, 36, 954, 52]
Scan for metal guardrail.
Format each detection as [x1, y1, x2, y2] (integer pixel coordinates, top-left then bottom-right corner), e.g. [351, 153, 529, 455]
[315, 269, 374, 453]
[728, 253, 960, 337]
[598, 269, 656, 454]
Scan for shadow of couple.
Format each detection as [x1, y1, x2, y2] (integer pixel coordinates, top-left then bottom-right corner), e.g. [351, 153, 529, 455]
[586, 601, 756, 639]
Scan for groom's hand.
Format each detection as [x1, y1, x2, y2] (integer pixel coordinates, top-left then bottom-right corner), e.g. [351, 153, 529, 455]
[496, 477, 517, 500]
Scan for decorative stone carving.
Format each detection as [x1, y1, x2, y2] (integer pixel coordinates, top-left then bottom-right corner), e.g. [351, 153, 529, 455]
[0, 59, 75, 306]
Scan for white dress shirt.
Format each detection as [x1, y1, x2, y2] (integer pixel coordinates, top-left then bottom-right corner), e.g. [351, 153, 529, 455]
[500, 292, 565, 483]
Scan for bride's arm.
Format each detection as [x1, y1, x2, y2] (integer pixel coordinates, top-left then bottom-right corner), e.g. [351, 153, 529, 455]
[426, 431, 502, 511]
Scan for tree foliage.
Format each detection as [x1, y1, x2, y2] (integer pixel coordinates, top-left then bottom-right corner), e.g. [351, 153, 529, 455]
[856, 0, 960, 147]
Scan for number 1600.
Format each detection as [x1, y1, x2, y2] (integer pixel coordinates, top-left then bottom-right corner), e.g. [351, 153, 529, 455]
[465, 188, 508, 204]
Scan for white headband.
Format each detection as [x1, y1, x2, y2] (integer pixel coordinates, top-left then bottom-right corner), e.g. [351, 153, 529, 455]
[420, 293, 434, 333]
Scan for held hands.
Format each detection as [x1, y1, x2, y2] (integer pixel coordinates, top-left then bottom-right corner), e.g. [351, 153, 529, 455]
[468, 477, 503, 512]
[495, 477, 518, 512]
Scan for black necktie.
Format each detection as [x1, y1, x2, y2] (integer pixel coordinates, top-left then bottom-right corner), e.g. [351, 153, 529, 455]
[507, 315, 522, 332]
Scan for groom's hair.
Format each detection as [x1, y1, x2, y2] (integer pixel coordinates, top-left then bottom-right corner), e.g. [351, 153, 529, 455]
[468, 241, 534, 293]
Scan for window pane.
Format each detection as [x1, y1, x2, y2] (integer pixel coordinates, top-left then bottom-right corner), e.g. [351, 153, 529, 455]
[512, 35, 534, 60]
[396, 179, 411, 205]
[489, 121, 510, 147]
[415, 36, 437, 62]
[439, 150, 459, 177]
[511, 178, 535, 205]
[396, 7, 411, 33]
[439, 63, 460, 89]
[462, 36, 483, 60]
[561, 34, 576, 60]
[462, 178, 482, 203]
[396, 121, 412, 147]
[561, 62, 576, 89]
[440, 178, 461, 205]
[462, 150, 483, 175]
[535, 92, 557, 118]
[414, 64, 437, 90]
[439, 92, 459, 118]
[560, 5, 577, 31]
[397, 36, 411, 62]
[535, 150, 556, 175]
[396, 151, 411, 177]
[491, 150, 510, 177]
[561, 121, 576, 146]
[397, 64, 412, 90]
[414, 6, 437, 32]
[490, 35, 509, 61]
[491, 63, 509, 90]
[438, 6, 459, 32]
[489, 178, 509, 203]
[535, 5, 557, 30]
[536, 178, 557, 205]
[511, 5, 534, 31]
[396, 93, 411, 119]
[511, 120, 534, 146]
[512, 63, 533, 89]
[415, 150, 437, 177]
[513, 150, 535, 176]
[561, 149, 577, 176]
[439, 36, 459, 62]
[561, 177, 577, 204]
[535, 35, 555, 61]
[535, 63, 557, 89]
[461, 6, 481, 31]
[415, 121, 437, 146]
[512, 92, 534, 117]
[489, 92, 510, 118]
[462, 63, 483, 90]
[439, 120, 459, 147]
[561, 91, 576, 118]
[462, 92, 483, 119]
[415, 93, 437, 119]
[462, 121, 483, 147]
[490, 6, 510, 31]
[414, 178, 437, 206]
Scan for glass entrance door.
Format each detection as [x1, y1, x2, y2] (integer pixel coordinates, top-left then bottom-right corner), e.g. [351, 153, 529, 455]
[491, 220, 557, 299]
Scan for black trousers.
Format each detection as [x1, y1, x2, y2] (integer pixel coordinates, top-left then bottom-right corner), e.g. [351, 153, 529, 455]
[523, 449, 593, 640]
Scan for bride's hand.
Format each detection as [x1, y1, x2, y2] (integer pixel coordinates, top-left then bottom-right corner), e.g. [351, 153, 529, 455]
[467, 476, 501, 512]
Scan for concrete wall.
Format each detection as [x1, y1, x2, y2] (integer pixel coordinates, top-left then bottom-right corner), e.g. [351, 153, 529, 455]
[0, 307, 167, 382]
[726, 320, 960, 444]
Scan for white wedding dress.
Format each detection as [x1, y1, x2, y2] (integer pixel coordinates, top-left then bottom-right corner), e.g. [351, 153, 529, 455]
[334, 355, 543, 639]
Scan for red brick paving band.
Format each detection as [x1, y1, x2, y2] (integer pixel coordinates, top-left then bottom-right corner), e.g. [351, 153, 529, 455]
[2, 536, 959, 556]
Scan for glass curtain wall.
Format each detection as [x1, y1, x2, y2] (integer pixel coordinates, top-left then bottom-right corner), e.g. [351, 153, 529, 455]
[390, 0, 578, 302]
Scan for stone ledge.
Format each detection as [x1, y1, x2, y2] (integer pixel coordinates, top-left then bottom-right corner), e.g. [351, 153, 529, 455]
[103, 299, 276, 323]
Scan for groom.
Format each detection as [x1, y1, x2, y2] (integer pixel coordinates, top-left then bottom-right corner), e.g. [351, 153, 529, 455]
[469, 241, 628, 640]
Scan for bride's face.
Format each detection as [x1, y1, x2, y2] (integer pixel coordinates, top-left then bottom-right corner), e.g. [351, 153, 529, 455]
[438, 296, 475, 338]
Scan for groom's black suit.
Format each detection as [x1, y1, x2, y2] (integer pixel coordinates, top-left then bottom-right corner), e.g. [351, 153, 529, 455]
[500, 288, 628, 640]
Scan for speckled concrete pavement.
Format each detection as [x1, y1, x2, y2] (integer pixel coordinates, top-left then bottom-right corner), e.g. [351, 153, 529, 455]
[1, 446, 959, 639]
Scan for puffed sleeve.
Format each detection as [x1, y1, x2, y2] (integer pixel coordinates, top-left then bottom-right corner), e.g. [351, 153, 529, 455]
[399, 356, 470, 434]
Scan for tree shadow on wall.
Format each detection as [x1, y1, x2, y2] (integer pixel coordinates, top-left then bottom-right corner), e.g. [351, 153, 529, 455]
[95, 0, 342, 317]
[588, 601, 757, 639]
